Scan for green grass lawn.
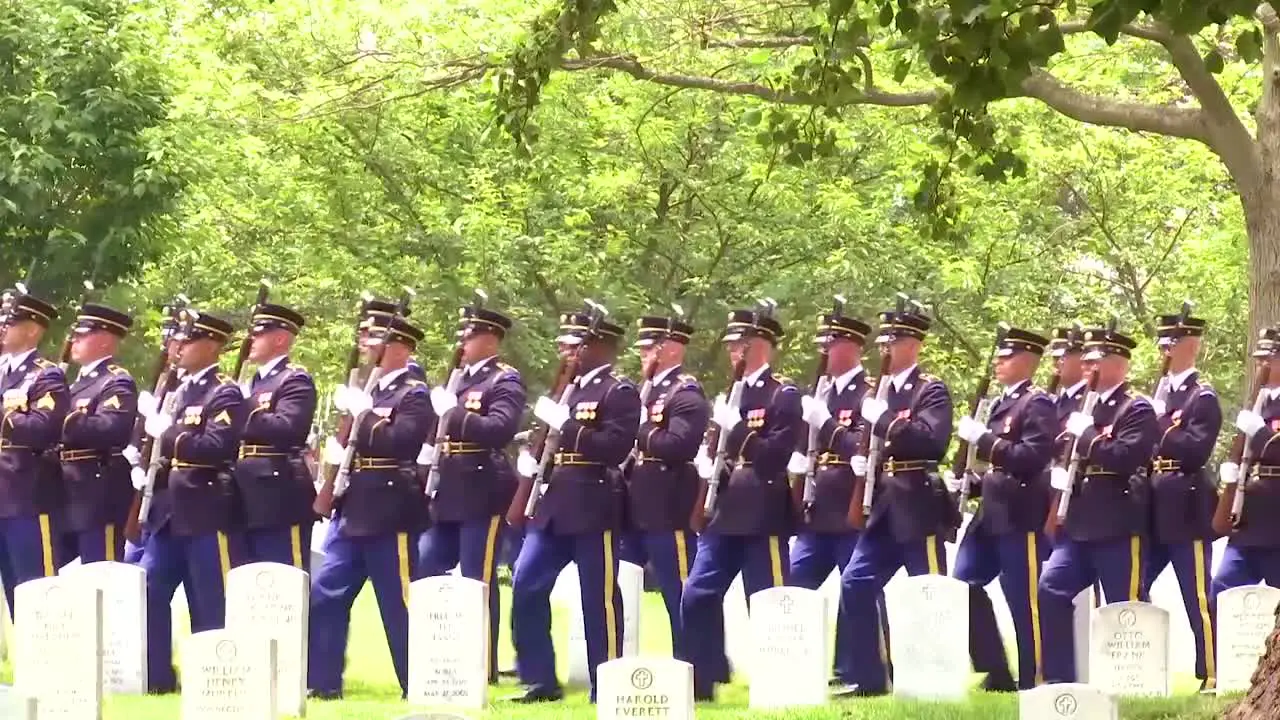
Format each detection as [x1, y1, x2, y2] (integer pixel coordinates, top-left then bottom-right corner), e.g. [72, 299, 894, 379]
[0, 581, 1239, 719]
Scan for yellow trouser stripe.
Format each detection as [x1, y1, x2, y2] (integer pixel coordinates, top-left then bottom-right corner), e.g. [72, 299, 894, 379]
[876, 600, 891, 689]
[1128, 535, 1141, 601]
[105, 524, 116, 563]
[290, 525, 303, 569]
[481, 516, 501, 679]
[674, 531, 689, 583]
[926, 534, 940, 575]
[38, 514, 53, 576]
[768, 536, 784, 586]
[397, 532, 411, 607]
[603, 530, 618, 661]
[1193, 539, 1216, 689]
[1026, 532, 1044, 686]
[216, 532, 231, 582]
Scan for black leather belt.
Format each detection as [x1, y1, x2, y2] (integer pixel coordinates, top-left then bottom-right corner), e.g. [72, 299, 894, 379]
[553, 451, 603, 467]
[61, 449, 121, 463]
[441, 441, 486, 455]
[239, 444, 289, 459]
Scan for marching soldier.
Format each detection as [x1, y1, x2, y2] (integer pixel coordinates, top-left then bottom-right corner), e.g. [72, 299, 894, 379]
[509, 308, 640, 703]
[419, 303, 525, 685]
[835, 305, 953, 698]
[136, 309, 248, 693]
[1038, 325, 1158, 684]
[60, 304, 139, 564]
[1143, 312, 1220, 692]
[1050, 328, 1088, 423]
[0, 290, 69, 613]
[622, 312, 708, 663]
[681, 306, 800, 702]
[308, 312, 433, 700]
[793, 310, 873, 686]
[949, 328, 1056, 691]
[236, 303, 318, 570]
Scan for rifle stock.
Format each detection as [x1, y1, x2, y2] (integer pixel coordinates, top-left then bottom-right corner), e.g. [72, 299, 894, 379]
[314, 295, 375, 518]
[701, 357, 748, 519]
[508, 354, 581, 525]
[1213, 360, 1271, 535]
[849, 346, 892, 529]
[424, 342, 466, 500]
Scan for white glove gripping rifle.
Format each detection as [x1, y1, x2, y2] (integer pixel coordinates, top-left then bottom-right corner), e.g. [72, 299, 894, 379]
[860, 293, 910, 515]
[801, 295, 844, 523]
[425, 289, 488, 499]
[1055, 315, 1116, 522]
[955, 322, 1010, 511]
[620, 303, 684, 474]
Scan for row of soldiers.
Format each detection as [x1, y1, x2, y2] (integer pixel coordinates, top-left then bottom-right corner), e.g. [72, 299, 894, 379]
[0, 285, 1274, 704]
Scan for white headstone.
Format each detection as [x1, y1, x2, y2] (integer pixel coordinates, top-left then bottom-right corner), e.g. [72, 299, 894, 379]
[1073, 587, 1095, 683]
[180, 631, 276, 720]
[1089, 601, 1169, 697]
[63, 561, 147, 695]
[1215, 584, 1280, 692]
[1019, 683, 1118, 719]
[408, 576, 488, 709]
[0, 580, 9, 661]
[883, 574, 970, 700]
[747, 587, 827, 709]
[562, 562, 643, 687]
[225, 562, 308, 717]
[596, 657, 694, 720]
[14, 577, 103, 719]
[0, 686, 38, 720]
[723, 574, 750, 678]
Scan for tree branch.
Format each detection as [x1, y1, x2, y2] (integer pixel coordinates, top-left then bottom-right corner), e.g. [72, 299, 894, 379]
[705, 36, 811, 49]
[1020, 69, 1209, 141]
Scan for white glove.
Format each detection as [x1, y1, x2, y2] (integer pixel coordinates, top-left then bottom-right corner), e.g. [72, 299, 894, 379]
[712, 395, 742, 432]
[430, 386, 459, 416]
[694, 453, 714, 480]
[517, 448, 538, 478]
[1066, 411, 1093, 437]
[343, 388, 373, 417]
[800, 395, 832, 428]
[1050, 466, 1071, 491]
[137, 391, 160, 419]
[238, 382, 253, 399]
[122, 444, 141, 467]
[850, 455, 868, 476]
[130, 466, 147, 491]
[1220, 462, 1240, 487]
[416, 444, 437, 467]
[1236, 409, 1266, 438]
[144, 413, 173, 439]
[787, 452, 810, 475]
[322, 436, 346, 465]
[943, 469, 963, 493]
[639, 406, 649, 424]
[1150, 397, 1167, 417]
[860, 396, 888, 425]
[533, 396, 570, 431]
[957, 416, 988, 444]
[332, 384, 355, 413]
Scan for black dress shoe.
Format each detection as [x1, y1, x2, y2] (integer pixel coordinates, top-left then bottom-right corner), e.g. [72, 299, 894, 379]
[831, 683, 888, 699]
[497, 668, 520, 678]
[507, 688, 564, 703]
[307, 689, 344, 701]
[828, 676, 846, 687]
[981, 672, 1018, 693]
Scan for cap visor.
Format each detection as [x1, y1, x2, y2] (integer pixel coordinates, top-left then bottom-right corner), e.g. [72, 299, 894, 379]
[720, 332, 744, 342]
[1082, 350, 1105, 361]
[995, 347, 1015, 358]
[633, 338, 656, 348]
[555, 334, 584, 346]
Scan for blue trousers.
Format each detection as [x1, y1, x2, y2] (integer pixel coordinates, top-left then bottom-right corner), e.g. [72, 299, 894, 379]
[1145, 540, 1216, 688]
[0, 514, 59, 618]
[245, 523, 312, 572]
[418, 516, 505, 682]
[1213, 542, 1280, 593]
[511, 528, 623, 701]
[621, 529, 697, 662]
[62, 523, 126, 565]
[839, 516, 947, 694]
[681, 532, 789, 698]
[308, 521, 418, 696]
[142, 526, 245, 692]
[790, 530, 859, 682]
[1038, 535, 1147, 683]
[954, 525, 1050, 689]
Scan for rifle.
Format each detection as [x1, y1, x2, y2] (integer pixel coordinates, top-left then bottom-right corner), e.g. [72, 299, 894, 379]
[794, 295, 844, 524]
[312, 291, 377, 517]
[1053, 316, 1116, 524]
[424, 289, 488, 501]
[321, 289, 414, 517]
[56, 281, 95, 372]
[848, 293, 907, 528]
[233, 280, 272, 383]
[620, 303, 684, 475]
[1213, 355, 1272, 535]
[953, 323, 1010, 515]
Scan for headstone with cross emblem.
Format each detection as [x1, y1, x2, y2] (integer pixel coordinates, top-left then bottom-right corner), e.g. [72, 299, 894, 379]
[1018, 682, 1118, 719]
[558, 561, 644, 687]
[407, 576, 488, 709]
[596, 656, 694, 720]
[180, 630, 277, 720]
[747, 587, 826, 709]
[1088, 601, 1169, 697]
[14, 576, 103, 718]
[62, 561, 148, 695]
[225, 562, 309, 717]
[884, 573, 970, 700]
[1216, 584, 1280, 692]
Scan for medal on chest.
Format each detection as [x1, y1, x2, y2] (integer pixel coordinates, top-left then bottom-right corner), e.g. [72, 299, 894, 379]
[574, 401, 599, 421]
[464, 391, 484, 411]
[257, 392, 273, 410]
[182, 405, 204, 425]
[746, 408, 766, 429]
[649, 399, 666, 424]
[838, 409, 854, 427]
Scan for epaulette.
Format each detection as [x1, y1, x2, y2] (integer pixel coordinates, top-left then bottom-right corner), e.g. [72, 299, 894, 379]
[677, 373, 700, 388]
[497, 362, 516, 373]
[107, 364, 130, 376]
[34, 358, 54, 370]
[286, 362, 308, 373]
[775, 375, 794, 385]
[920, 373, 939, 383]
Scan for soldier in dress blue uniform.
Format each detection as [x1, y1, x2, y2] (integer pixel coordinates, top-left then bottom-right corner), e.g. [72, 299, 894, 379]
[621, 312, 708, 664]
[1038, 326, 1158, 684]
[834, 306, 953, 698]
[308, 313, 433, 700]
[59, 304, 138, 564]
[508, 309, 640, 703]
[136, 309, 248, 693]
[793, 310, 873, 687]
[948, 327, 1056, 691]
[1142, 312, 1221, 692]
[1049, 328, 1088, 422]
[1215, 329, 1280, 591]
[681, 307, 801, 702]
[0, 290, 69, 614]
[236, 303, 318, 570]
[418, 304, 525, 685]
